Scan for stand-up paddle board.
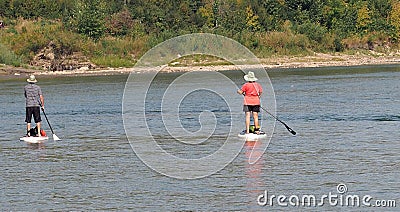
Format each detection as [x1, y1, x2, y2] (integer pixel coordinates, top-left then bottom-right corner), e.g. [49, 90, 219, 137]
[238, 125, 267, 141]
[238, 131, 266, 140]
[20, 136, 49, 143]
[238, 125, 266, 140]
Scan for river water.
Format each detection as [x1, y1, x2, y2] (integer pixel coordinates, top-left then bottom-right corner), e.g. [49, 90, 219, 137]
[1, 65, 399, 211]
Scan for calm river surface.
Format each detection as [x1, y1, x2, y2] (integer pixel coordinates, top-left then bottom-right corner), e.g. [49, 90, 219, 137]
[1, 65, 399, 211]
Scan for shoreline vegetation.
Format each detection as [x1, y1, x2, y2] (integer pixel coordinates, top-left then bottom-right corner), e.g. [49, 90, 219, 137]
[1, 52, 400, 78]
[2, 1, 400, 78]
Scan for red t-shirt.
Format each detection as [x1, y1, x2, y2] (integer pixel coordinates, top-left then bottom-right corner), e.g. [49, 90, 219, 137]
[241, 82, 263, 105]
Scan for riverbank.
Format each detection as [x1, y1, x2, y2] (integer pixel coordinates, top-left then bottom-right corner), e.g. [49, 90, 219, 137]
[1, 52, 400, 78]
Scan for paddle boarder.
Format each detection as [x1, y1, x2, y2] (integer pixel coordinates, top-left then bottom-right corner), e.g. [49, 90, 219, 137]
[237, 71, 263, 134]
[24, 75, 44, 137]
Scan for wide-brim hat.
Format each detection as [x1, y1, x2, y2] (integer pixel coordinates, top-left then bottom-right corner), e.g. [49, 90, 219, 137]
[27, 75, 37, 83]
[244, 71, 258, 81]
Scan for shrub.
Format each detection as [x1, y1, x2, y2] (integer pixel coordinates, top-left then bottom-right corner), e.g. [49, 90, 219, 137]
[296, 21, 328, 44]
[258, 31, 311, 56]
[6, 19, 89, 60]
[105, 8, 134, 37]
[72, 0, 106, 40]
[0, 43, 22, 66]
[91, 55, 134, 68]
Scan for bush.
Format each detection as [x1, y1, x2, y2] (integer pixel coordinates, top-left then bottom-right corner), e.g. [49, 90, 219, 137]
[296, 21, 328, 44]
[257, 31, 311, 56]
[105, 8, 134, 37]
[72, 0, 106, 40]
[0, 18, 149, 68]
[5, 19, 88, 60]
[0, 43, 22, 66]
[91, 55, 134, 68]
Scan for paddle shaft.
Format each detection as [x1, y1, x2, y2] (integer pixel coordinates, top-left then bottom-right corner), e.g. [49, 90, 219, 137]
[39, 103, 55, 135]
[259, 106, 296, 135]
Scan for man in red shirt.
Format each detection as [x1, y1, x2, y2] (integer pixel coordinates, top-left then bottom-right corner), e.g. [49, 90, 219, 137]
[237, 71, 263, 134]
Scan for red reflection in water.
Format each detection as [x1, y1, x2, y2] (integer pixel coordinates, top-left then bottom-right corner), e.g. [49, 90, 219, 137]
[244, 140, 265, 205]
[26, 142, 46, 150]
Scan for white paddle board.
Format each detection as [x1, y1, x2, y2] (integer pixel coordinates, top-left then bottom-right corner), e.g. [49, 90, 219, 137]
[20, 136, 49, 143]
[238, 131, 267, 141]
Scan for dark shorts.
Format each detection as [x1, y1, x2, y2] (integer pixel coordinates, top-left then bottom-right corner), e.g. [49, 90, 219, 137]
[25, 107, 42, 123]
[243, 105, 260, 112]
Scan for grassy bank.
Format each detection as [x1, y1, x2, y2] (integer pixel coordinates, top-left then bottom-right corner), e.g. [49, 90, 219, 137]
[0, 19, 399, 70]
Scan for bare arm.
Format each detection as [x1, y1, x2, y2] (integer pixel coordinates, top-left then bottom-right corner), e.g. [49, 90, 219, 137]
[39, 95, 44, 108]
[237, 89, 244, 95]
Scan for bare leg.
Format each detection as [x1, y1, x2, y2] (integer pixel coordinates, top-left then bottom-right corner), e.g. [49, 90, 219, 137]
[27, 123, 31, 136]
[245, 112, 251, 133]
[253, 112, 259, 128]
[37, 122, 41, 137]
[253, 112, 259, 133]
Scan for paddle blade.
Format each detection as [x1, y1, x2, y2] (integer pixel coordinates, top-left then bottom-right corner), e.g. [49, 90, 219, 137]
[53, 134, 61, 141]
[284, 124, 297, 135]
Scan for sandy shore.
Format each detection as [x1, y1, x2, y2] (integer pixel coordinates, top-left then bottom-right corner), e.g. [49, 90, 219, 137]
[1, 53, 400, 78]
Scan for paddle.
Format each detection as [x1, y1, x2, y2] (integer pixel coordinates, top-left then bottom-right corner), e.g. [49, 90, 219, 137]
[39, 103, 61, 141]
[241, 91, 296, 135]
[260, 106, 296, 135]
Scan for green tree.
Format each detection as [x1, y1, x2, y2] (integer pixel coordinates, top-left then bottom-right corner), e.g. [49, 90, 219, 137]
[4, 0, 63, 19]
[256, 0, 285, 31]
[197, 0, 219, 28]
[218, 0, 247, 32]
[245, 6, 260, 31]
[297, 21, 328, 43]
[367, 0, 393, 33]
[331, 1, 358, 38]
[389, 1, 400, 39]
[356, 3, 371, 33]
[284, 0, 325, 25]
[72, 0, 106, 40]
[105, 7, 134, 36]
[0, 0, 11, 17]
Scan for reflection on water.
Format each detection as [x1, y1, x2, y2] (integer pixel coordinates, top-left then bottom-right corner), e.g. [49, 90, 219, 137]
[1, 66, 399, 210]
[244, 140, 265, 207]
[26, 142, 46, 150]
